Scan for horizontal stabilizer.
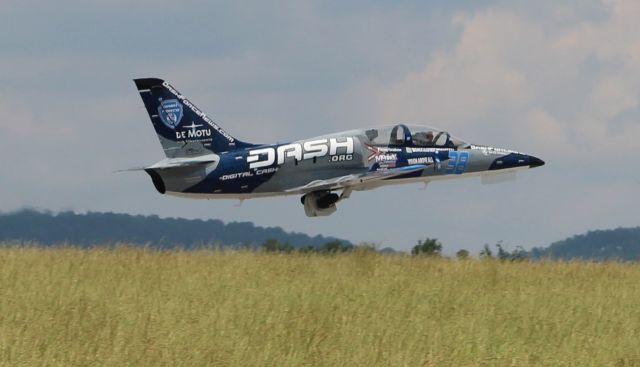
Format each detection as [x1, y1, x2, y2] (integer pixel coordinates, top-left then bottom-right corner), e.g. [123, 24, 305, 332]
[117, 154, 219, 172]
[114, 166, 147, 173]
[146, 155, 219, 170]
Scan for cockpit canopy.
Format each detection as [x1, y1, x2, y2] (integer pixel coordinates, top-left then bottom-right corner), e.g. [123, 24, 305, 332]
[362, 124, 469, 149]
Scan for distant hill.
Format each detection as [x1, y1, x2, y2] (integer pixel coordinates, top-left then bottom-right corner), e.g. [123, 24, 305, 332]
[0, 209, 351, 249]
[530, 227, 640, 261]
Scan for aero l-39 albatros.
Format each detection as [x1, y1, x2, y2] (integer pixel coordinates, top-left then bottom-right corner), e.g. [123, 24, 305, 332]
[131, 78, 545, 217]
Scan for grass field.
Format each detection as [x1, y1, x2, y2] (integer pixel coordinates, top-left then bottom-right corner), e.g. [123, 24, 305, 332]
[1, 246, 640, 367]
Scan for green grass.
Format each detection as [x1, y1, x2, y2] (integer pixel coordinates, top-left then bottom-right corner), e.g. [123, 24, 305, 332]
[1, 246, 640, 366]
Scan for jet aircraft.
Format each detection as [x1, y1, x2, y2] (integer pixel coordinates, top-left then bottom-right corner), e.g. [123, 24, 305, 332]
[132, 78, 545, 217]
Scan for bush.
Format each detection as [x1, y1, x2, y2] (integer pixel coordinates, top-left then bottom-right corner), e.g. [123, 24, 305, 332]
[261, 239, 294, 253]
[479, 244, 493, 258]
[480, 241, 528, 261]
[320, 240, 353, 253]
[411, 238, 443, 256]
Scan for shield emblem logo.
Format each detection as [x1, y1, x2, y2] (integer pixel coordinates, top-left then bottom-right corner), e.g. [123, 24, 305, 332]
[158, 99, 183, 129]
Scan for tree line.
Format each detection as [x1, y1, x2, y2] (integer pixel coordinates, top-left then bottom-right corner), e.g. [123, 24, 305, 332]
[261, 237, 528, 260]
[0, 209, 349, 249]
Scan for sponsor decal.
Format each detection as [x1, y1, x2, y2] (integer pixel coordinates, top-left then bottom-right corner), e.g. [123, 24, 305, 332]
[365, 145, 381, 161]
[406, 147, 453, 153]
[247, 137, 354, 169]
[375, 153, 397, 163]
[157, 99, 183, 129]
[408, 157, 434, 165]
[366, 145, 403, 161]
[256, 167, 279, 175]
[175, 122, 212, 141]
[162, 81, 235, 143]
[247, 147, 276, 170]
[378, 162, 397, 169]
[331, 155, 353, 162]
[446, 151, 470, 174]
[470, 145, 522, 156]
[220, 172, 254, 181]
[219, 167, 279, 181]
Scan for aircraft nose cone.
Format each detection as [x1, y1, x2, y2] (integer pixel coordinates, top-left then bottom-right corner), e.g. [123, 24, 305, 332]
[529, 155, 545, 168]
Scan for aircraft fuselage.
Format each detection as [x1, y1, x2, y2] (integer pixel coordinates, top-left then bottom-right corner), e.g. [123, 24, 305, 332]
[149, 131, 542, 198]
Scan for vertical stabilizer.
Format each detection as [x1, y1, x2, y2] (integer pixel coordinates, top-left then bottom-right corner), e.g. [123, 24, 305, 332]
[134, 78, 254, 158]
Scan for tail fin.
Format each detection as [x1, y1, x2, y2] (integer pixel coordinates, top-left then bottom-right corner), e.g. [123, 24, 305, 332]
[134, 78, 255, 158]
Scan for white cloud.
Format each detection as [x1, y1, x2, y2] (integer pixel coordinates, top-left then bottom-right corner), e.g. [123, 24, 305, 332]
[355, 1, 640, 160]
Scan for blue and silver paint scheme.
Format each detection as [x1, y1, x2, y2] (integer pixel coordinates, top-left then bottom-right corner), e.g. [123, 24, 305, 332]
[132, 78, 545, 217]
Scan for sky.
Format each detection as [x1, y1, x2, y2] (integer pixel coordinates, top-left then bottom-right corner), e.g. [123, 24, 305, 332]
[0, 0, 638, 253]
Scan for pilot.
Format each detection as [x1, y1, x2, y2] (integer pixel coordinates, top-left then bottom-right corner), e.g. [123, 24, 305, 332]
[426, 131, 434, 144]
[413, 131, 434, 146]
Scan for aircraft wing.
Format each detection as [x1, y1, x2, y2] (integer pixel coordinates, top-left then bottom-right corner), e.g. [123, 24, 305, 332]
[285, 164, 428, 193]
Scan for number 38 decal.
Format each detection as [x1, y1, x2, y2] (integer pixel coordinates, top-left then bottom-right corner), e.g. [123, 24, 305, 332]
[446, 151, 469, 174]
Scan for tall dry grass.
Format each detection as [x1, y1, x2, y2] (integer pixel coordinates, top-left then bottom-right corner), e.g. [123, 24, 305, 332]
[1, 246, 639, 366]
